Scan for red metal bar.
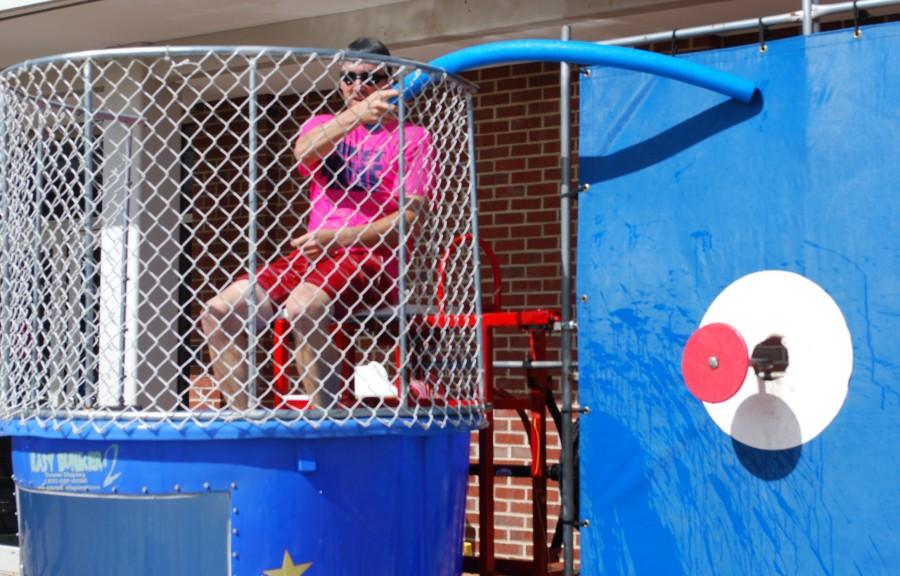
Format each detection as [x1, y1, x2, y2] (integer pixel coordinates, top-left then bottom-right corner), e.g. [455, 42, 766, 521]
[528, 329, 550, 574]
[273, 317, 291, 409]
[422, 309, 560, 330]
[483, 309, 559, 328]
[479, 323, 496, 575]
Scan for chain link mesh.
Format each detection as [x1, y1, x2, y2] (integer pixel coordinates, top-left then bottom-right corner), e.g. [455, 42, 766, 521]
[0, 47, 485, 434]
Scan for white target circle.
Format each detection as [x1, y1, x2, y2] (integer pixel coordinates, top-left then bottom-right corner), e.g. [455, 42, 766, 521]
[700, 270, 853, 450]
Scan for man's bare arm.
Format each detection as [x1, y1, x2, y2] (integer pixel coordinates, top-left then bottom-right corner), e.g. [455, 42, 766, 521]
[291, 196, 427, 259]
[293, 88, 399, 167]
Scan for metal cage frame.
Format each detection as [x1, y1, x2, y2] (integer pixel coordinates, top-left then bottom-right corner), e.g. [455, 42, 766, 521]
[0, 46, 486, 435]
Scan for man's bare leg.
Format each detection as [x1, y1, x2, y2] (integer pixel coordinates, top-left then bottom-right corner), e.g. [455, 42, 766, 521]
[200, 279, 274, 410]
[284, 283, 342, 407]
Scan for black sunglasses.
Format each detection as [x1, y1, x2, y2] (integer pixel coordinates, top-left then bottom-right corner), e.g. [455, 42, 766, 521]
[340, 71, 390, 86]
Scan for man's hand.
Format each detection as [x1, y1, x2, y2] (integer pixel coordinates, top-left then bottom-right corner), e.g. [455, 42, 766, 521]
[350, 89, 399, 125]
[291, 229, 341, 259]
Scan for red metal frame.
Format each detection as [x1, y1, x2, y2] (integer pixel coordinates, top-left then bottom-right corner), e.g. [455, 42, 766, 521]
[273, 315, 291, 408]
[465, 308, 563, 576]
[440, 236, 563, 575]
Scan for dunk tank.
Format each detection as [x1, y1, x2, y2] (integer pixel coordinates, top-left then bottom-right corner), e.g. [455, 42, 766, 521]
[0, 19, 898, 576]
[577, 21, 900, 574]
[0, 47, 485, 575]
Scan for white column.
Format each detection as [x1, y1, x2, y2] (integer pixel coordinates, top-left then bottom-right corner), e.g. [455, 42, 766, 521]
[96, 61, 182, 411]
[133, 61, 183, 411]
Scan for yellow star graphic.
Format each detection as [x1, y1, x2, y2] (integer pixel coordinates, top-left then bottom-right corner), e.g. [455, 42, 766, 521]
[263, 550, 312, 576]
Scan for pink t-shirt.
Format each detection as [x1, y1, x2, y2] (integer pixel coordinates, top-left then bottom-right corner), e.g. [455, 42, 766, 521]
[297, 115, 434, 236]
[296, 115, 434, 285]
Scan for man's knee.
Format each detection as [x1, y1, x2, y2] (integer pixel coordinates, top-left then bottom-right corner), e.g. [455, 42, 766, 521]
[200, 281, 250, 336]
[200, 295, 232, 335]
[284, 285, 331, 324]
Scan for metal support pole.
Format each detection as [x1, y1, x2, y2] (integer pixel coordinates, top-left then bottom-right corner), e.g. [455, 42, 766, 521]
[803, 0, 816, 34]
[816, 0, 899, 17]
[466, 91, 486, 411]
[246, 58, 259, 407]
[603, 13, 802, 46]
[397, 71, 409, 401]
[81, 61, 97, 395]
[813, 0, 821, 33]
[32, 116, 45, 395]
[559, 24, 576, 576]
[0, 87, 9, 402]
[116, 133, 134, 407]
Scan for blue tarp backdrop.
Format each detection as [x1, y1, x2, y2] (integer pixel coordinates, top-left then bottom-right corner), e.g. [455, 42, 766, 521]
[577, 21, 899, 575]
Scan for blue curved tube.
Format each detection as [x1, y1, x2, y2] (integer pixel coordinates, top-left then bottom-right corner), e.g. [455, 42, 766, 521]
[406, 39, 756, 103]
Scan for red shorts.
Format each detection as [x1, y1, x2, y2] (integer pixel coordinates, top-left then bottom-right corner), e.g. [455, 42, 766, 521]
[240, 249, 393, 316]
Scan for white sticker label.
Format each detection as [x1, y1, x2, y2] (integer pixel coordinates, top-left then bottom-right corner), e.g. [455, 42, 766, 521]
[28, 444, 121, 490]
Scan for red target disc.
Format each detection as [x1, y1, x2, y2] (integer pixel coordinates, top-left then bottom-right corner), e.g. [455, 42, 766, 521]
[681, 322, 749, 404]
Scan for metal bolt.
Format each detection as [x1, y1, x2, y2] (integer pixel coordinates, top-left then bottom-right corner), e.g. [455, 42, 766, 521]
[203, 481, 210, 491]
[232, 528, 239, 535]
[582, 405, 591, 415]
[232, 552, 239, 559]
[579, 183, 590, 193]
[112, 487, 118, 494]
[708, 356, 719, 369]
[581, 519, 590, 528]
[580, 294, 588, 303]
[580, 68, 592, 77]
[230, 482, 238, 490]
[174, 484, 181, 493]
[141, 486, 149, 494]
[232, 507, 239, 515]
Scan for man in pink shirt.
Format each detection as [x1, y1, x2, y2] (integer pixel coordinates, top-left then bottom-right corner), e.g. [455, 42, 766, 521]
[200, 38, 434, 409]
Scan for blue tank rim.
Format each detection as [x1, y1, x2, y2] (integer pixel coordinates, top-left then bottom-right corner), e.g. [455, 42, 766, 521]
[0, 417, 482, 442]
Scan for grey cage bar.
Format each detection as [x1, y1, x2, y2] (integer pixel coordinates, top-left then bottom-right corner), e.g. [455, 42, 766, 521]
[0, 46, 486, 433]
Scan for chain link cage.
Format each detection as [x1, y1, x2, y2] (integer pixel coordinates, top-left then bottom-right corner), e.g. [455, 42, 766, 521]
[0, 46, 485, 435]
